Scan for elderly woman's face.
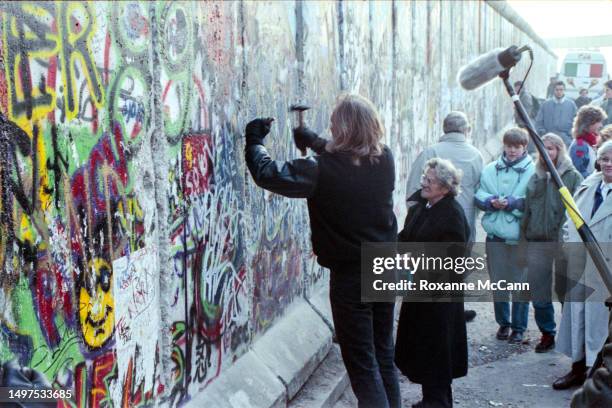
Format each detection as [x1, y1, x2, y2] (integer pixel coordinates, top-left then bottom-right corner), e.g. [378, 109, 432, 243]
[420, 168, 450, 203]
[599, 151, 612, 182]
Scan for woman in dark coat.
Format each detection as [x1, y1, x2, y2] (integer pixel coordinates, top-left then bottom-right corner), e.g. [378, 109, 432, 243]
[395, 158, 470, 408]
[245, 94, 400, 408]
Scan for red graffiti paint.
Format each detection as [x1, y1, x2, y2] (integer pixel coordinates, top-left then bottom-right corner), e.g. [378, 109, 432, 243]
[181, 134, 213, 197]
[90, 352, 116, 408]
[33, 258, 73, 347]
[0, 46, 9, 113]
[104, 31, 111, 86]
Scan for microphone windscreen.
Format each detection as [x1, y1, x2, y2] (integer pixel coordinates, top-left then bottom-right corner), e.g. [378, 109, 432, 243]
[457, 47, 505, 90]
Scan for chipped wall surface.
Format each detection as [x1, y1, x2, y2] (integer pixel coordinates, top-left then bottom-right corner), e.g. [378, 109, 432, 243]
[0, 1, 555, 406]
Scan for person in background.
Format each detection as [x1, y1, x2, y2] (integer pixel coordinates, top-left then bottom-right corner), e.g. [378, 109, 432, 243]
[521, 133, 583, 353]
[475, 128, 535, 344]
[568, 105, 607, 178]
[554, 141, 612, 391]
[514, 81, 535, 128]
[513, 81, 539, 154]
[598, 124, 612, 147]
[535, 81, 577, 146]
[244, 94, 401, 408]
[396, 158, 469, 408]
[595, 125, 612, 172]
[574, 88, 592, 109]
[405, 111, 484, 322]
[592, 80, 612, 126]
[547, 75, 559, 99]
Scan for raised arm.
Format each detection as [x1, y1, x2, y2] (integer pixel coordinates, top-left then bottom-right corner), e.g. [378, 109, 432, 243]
[245, 118, 319, 198]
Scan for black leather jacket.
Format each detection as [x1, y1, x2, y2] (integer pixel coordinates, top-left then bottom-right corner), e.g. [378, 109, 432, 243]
[245, 139, 397, 267]
[245, 143, 321, 198]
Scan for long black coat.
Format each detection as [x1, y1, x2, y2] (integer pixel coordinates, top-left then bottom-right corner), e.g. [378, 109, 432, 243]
[394, 191, 470, 385]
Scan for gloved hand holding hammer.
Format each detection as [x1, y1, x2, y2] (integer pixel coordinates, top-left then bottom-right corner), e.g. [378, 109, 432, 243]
[293, 126, 328, 155]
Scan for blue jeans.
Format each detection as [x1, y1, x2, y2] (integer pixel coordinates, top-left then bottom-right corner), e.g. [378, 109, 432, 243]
[526, 243, 558, 335]
[330, 265, 401, 408]
[486, 237, 529, 333]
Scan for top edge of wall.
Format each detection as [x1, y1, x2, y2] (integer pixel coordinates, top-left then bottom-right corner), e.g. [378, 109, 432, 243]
[485, 0, 557, 59]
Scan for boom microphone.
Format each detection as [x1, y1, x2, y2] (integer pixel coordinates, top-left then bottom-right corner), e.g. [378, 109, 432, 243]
[458, 45, 528, 90]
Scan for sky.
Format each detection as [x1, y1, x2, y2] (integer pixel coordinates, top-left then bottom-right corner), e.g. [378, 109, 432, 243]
[508, 0, 612, 73]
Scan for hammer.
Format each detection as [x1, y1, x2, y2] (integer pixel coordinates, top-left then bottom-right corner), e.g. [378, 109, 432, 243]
[289, 104, 311, 156]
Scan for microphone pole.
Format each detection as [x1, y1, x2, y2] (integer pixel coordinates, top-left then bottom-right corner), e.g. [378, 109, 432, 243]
[499, 69, 612, 300]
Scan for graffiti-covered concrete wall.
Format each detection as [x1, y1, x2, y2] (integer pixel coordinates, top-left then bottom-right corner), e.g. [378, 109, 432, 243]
[0, 1, 555, 407]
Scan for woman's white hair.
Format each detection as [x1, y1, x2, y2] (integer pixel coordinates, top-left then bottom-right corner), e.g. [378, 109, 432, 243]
[598, 140, 612, 159]
[423, 158, 463, 197]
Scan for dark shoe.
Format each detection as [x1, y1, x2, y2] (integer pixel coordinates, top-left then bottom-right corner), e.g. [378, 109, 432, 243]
[496, 326, 511, 340]
[464, 309, 477, 322]
[508, 331, 524, 344]
[535, 333, 555, 353]
[411, 402, 424, 408]
[552, 369, 586, 390]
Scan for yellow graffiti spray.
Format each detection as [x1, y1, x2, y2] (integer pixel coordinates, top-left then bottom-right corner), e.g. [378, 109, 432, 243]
[79, 257, 114, 349]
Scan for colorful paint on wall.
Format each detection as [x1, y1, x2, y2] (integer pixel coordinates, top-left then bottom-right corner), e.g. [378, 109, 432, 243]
[0, 1, 556, 407]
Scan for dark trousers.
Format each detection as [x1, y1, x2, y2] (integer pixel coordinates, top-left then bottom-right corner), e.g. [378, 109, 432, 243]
[422, 382, 453, 408]
[329, 266, 401, 408]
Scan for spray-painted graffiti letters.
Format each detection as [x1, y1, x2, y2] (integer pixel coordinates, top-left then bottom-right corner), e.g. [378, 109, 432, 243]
[1, 2, 104, 122]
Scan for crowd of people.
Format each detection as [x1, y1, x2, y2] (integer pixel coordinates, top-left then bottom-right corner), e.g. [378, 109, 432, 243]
[243, 79, 612, 407]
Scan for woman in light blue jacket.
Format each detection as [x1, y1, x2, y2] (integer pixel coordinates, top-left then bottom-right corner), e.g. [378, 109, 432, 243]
[475, 128, 535, 344]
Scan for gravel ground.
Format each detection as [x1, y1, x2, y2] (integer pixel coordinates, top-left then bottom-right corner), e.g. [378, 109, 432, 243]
[334, 218, 577, 408]
[334, 302, 575, 408]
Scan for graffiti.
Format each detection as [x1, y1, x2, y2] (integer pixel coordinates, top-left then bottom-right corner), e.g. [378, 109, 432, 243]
[0, 114, 32, 282]
[1, 1, 150, 404]
[159, 2, 196, 141]
[1, 1, 557, 407]
[112, 245, 161, 404]
[78, 258, 114, 350]
[0, 2, 104, 123]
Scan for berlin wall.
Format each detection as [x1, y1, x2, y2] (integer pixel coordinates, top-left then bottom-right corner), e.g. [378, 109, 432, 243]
[0, 1, 556, 406]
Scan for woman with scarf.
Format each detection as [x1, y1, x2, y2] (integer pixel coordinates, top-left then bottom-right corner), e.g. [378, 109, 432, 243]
[569, 105, 607, 178]
[521, 133, 582, 353]
[475, 128, 535, 344]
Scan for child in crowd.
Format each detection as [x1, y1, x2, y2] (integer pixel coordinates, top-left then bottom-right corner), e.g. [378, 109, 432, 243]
[521, 133, 582, 353]
[476, 128, 535, 344]
[569, 105, 607, 178]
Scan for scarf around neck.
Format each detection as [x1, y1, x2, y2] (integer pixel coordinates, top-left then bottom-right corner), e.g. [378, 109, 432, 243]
[577, 131, 598, 147]
[501, 151, 528, 168]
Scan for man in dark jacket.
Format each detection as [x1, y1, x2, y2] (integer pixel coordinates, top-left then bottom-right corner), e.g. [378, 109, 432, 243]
[593, 80, 612, 126]
[244, 94, 400, 408]
[574, 89, 592, 109]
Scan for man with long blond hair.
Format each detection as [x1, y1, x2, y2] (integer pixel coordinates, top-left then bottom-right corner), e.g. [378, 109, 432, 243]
[244, 94, 400, 408]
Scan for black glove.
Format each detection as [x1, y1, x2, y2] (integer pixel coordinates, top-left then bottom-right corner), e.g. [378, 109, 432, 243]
[245, 118, 274, 146]
[293, 126, 327, 155]
[293, 126, 318, 149]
